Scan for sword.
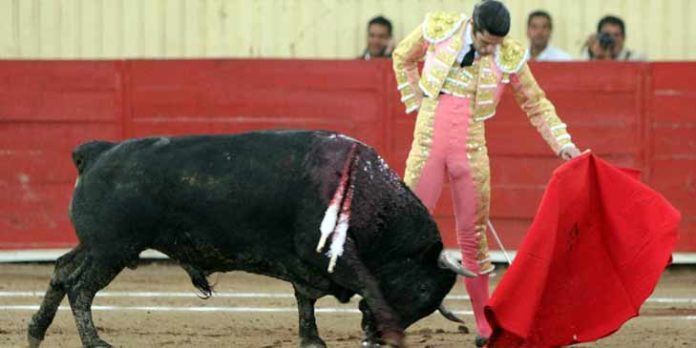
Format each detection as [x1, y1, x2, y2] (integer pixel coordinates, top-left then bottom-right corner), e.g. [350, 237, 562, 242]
[487, 220, 513, 265]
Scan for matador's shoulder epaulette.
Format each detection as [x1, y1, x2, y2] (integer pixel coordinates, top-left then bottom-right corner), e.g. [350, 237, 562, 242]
[422, 11, 467, 44]
[494, 38, 528, 73]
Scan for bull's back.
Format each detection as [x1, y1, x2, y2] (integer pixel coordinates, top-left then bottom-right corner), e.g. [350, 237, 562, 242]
[70, 131, 342, 265]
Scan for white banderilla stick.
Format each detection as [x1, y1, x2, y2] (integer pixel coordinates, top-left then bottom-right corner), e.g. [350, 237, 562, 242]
[487, 220, 513, 265]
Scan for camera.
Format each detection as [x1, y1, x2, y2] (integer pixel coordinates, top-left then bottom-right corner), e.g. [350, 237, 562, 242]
[597, 32, 616, 50]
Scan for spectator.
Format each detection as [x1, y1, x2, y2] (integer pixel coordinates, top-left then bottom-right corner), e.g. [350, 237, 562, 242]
[526, 10, 572, 61]
[584, 15, 646, 60]
[359, 16, 394, 60]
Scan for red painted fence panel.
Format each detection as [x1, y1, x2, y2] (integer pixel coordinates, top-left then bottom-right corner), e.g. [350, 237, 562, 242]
[0, 60, 693, 254]
[0, 61, 124, 248]
[648, 63, 696, 250]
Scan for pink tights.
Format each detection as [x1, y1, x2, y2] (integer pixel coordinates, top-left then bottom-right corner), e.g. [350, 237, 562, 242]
[410, 95, 492, 338]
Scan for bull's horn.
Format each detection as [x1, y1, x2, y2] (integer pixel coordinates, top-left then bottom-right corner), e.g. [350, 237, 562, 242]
[438, 304, 466, 324]
[438, 251, 477, 278]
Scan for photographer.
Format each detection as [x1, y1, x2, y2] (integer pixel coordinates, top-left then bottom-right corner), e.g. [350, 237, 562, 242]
[584, 15, 645, 61]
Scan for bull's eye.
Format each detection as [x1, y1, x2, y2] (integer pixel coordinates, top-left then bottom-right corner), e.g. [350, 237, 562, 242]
[418, 283, 429, 293]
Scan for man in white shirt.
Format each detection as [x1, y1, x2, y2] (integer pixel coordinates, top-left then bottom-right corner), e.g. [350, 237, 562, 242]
[359, 16, 394, 60]
[526, 10, 573, 61]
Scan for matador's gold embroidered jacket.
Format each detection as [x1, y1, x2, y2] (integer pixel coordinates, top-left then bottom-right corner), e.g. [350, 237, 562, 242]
[393, 12, 576, 271]
[393, 12, 575, 188]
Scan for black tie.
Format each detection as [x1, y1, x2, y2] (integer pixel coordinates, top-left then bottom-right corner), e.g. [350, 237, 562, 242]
[460, 44, 476, 67]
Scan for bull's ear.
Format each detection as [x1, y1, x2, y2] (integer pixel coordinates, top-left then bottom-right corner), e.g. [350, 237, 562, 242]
[421, 241, 444, 263]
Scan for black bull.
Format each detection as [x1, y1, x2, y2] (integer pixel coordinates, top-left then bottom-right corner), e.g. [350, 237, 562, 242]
[27, 130, 473, 347]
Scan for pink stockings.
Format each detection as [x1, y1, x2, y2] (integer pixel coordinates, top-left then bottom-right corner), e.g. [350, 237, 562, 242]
[410, 95, 492, 338]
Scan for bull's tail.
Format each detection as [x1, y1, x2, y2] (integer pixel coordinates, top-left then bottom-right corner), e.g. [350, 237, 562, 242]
[317, 143, 360, 273]
[72, 141, 116, 175]
[182, 264, 214, 299]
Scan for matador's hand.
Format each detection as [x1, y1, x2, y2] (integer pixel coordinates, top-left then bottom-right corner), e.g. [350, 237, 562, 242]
[559, 146, 582, 161]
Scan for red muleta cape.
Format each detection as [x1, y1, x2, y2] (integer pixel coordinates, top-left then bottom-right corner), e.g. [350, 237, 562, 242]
[485, 153, 680, 347]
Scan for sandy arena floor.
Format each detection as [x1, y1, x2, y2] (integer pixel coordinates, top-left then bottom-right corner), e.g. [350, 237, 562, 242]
[0, 262, 694, 347]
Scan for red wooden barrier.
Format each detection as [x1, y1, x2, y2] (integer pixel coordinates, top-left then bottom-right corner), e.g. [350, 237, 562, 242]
[0, 60, 693, 253]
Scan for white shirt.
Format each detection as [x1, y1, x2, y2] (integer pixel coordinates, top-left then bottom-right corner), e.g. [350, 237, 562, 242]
[527, 46, 573, 62]
[615, 49, 646, 61]
[456, 21, 478, 63]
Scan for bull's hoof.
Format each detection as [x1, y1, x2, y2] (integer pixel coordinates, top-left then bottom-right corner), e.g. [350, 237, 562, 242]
[27, 321, 44, 348]
[475, 335, 489, 347]
[27, 316, 46, 344]
[85, 338, 113, 348]
[299, 337, 326, 348]
[361, 337, 383, 347]
[27, 335, 42, 348]
[381, 330, 405, 347]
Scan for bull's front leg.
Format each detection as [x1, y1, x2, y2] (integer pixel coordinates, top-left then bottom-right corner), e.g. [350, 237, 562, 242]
[329, 239, 405, 347]
[293, 285, 326, 348]
[359, 299, 383, 348]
